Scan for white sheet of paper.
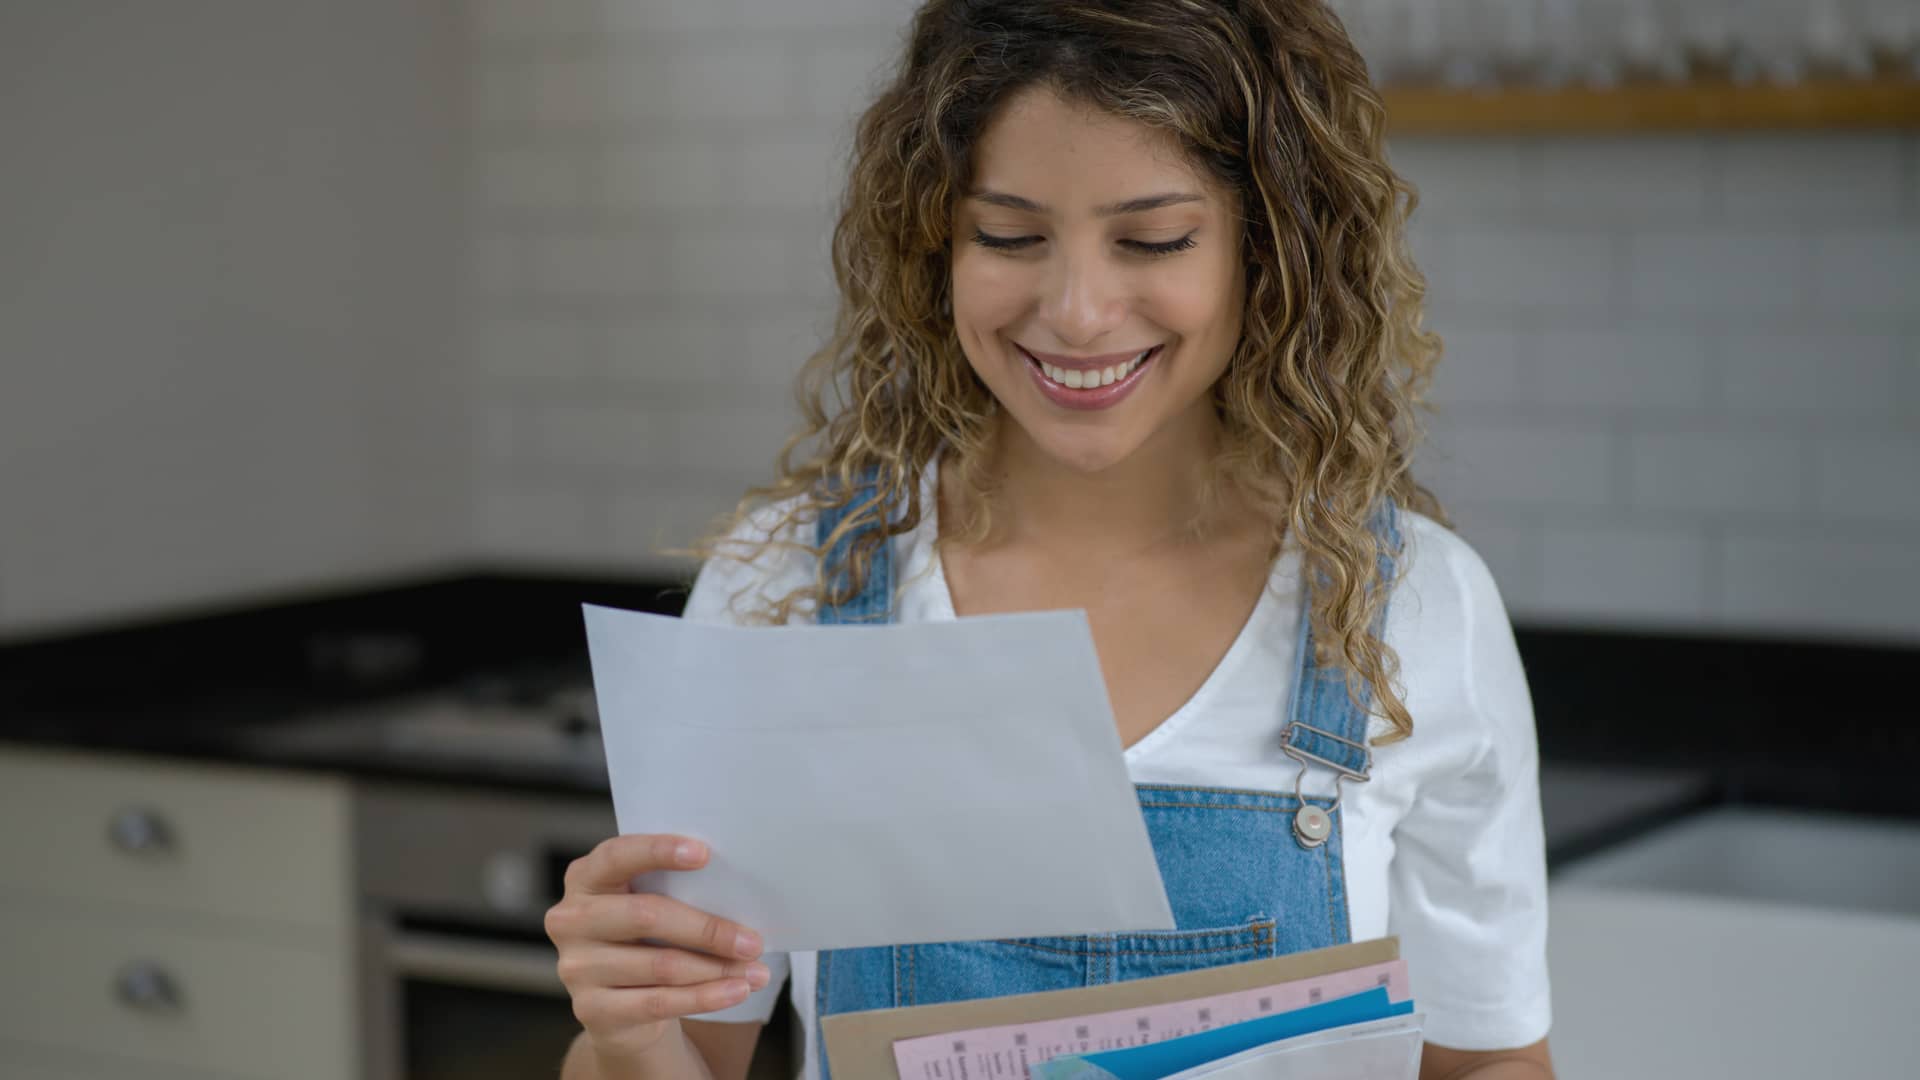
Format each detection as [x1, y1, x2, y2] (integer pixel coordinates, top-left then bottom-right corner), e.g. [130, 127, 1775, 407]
[1163, 1014, 1426, 1080]
[582, 603, 1176, 953]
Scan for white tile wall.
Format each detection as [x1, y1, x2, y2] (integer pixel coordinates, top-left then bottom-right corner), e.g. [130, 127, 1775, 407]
[1, 0, 466, 638]
[1718, 133, 1905, 223]
[1537, 137, 1712, 221]
[1811, 230, 1920, 316]
[1815, 437, 1920, 525]
[1720, 533, 1920, 642]
[1533, 328, 1712, 413]
[1425, 323, 1528, 408]
[1424, 134, 1920, 642]
[1539, 522, 1714, 623]
[1625, 230, 1807, 315]
[1424, 422, 1618, 509]
[1449, 227, 1620, 314]
[1720, 331, 1902, 418]
[1625, 430, 1806, 516]
[477, 487, 602, 563]
[461, 2, 1920, 643]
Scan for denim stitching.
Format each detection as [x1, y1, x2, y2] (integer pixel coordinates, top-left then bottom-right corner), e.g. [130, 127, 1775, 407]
[989, 936, 1096, 955]
[1323, 810, 1339, 943]
[993, 939, 1259, 957]
[998, 924, 1255, 947]
[1134, 782, 1311, 801]
[1113, 933, 1274, 949]
[989, 921, 1276, 957]
[1114, 922, 1275, 943]
[1137, 801, 1330, 813]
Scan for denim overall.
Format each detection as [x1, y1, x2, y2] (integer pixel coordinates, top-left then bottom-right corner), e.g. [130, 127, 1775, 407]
[811, 482, 1402, 1080]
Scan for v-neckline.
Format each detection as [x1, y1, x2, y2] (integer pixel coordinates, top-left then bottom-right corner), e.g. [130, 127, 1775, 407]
[909, 459, 1283, 761]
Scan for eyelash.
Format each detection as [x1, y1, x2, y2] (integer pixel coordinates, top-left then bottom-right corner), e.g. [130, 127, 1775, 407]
[969, 230, 1198, 257]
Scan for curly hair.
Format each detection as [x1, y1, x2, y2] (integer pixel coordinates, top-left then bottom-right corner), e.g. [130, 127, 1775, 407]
[699, 0, 1446, 744]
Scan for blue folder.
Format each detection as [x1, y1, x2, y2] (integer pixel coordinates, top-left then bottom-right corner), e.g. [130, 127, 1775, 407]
[1030, 986, 1412, 1080]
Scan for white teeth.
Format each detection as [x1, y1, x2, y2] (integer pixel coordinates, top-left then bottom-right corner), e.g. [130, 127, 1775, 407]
[1035, 347, 1155, 390]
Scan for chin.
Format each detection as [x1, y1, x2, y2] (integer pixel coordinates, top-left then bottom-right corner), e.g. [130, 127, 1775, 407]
[1024, 423, 1146, 475]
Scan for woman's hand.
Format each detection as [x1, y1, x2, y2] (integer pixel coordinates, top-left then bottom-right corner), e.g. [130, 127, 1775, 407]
[546, 834, 770, 1069]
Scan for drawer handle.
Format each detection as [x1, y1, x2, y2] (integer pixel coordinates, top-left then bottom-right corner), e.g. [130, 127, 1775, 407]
[114, 961, 185, 1013]
[107, 807, 175, 855]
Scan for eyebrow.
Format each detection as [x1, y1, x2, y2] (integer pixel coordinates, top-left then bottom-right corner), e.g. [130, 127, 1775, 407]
[968, 190, 1205, 217]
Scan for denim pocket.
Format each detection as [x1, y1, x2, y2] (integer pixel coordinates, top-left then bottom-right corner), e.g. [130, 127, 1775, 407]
[898, 916, 1278, 1005]
[898, 937, 1087, 1005]
[1108, 916, 1277, 983]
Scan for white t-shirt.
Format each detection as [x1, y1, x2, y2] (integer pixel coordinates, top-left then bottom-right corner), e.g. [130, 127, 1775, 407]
[683, 469, 1552, 1071]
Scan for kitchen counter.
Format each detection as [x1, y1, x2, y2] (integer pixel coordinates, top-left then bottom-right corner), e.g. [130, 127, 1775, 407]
[2, 568, 1910, 868]
[0, 571, 681, 794]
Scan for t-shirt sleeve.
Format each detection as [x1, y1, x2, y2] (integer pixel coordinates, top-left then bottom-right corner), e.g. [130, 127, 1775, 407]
[1385, 521, 1553, 1050]
[677, 500, 813, 1022]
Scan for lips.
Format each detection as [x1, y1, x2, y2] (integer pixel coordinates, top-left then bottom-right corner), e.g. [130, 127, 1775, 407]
[1017, 344, 1161, 412]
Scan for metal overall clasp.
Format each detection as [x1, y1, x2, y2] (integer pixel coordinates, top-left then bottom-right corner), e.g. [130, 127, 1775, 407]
[1280, 722, 1372, 849]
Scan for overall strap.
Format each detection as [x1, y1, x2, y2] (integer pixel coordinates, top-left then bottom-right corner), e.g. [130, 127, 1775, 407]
[813, 469, 897, 626]
[1281, 500, 1405, 775]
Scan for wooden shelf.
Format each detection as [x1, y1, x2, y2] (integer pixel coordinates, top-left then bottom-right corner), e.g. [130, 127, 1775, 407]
[1383, 77, 1920, 135]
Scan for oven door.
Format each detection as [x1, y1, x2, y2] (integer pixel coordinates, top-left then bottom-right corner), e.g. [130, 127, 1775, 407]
[351, 782, 793, 1079]
[370, 919, 796, 1080]
[377, 921, 581, 1080]
[352, 781, 617, 1080]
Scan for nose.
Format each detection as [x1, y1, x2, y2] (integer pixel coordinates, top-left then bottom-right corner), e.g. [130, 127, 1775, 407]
[1037, 243, 1128, 349]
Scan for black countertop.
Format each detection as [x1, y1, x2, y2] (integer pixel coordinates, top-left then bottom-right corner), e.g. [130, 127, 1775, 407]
[3, 568, 1913, 864]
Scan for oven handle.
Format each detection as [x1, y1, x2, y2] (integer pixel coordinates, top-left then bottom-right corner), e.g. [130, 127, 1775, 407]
[387, 929, 568, 998]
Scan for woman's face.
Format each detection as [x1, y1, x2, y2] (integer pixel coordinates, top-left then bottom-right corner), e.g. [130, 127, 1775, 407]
[950, 86, 1245, 475]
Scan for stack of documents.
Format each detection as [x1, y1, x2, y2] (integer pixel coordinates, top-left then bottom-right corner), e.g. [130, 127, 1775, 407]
[823, 938, 1423, 1080]
[1026, 991, 1422, 1080]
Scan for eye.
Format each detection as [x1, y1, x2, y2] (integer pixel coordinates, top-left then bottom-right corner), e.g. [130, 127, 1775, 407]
[1121, 234, 1198, 257]
[970, 230, 1041, 252]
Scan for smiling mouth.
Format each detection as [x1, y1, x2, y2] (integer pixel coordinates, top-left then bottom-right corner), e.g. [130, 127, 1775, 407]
[1018, 345, 1161, 390]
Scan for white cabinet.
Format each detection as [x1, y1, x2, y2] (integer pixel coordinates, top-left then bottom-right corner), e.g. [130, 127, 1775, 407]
[0, 746, 357, 1080]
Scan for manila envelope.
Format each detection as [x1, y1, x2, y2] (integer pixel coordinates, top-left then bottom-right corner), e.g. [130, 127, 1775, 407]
[822, 936, 1400, 1080]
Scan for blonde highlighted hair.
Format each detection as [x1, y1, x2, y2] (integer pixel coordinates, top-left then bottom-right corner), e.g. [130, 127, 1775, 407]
[700, 0, 1445, 744]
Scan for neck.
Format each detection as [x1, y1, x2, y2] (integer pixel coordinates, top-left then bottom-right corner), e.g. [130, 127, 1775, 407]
[987, 402, 1230, 555]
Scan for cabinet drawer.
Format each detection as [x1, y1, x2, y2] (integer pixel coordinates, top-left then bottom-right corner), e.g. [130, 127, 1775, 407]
[0, 1040, 248, 1080]
[0, 746, 349, 929]
[0, 903, 353, 1080]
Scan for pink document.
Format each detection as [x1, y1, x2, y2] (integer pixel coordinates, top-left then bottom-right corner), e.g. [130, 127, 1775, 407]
[891, 959, 1410, 1080]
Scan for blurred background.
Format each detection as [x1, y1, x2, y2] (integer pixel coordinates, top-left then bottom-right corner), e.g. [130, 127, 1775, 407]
[0, 2, 1915, 1079]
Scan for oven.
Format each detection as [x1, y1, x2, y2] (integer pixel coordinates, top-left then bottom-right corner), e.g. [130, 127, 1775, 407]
[245, 660, 796, 1079]
[352, 781, 617, 1080]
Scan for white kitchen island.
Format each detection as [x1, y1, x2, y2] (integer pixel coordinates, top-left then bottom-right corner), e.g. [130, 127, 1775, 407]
[1546, 807, 1920, 1078]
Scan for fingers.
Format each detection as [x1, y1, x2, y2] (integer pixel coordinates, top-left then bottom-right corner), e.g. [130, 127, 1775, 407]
[566, 834, 710, 896]
[573, 980, 757, 1030]
[548, 834, 772, 1057]
[564, 892, 763, 961]
[558, 943, 771, 992]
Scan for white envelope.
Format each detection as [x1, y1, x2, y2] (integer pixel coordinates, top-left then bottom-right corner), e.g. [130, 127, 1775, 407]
[582, 604, 1176, 952]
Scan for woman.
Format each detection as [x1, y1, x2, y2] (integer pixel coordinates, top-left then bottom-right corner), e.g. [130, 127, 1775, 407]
[547, 2, 1554, 1078]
